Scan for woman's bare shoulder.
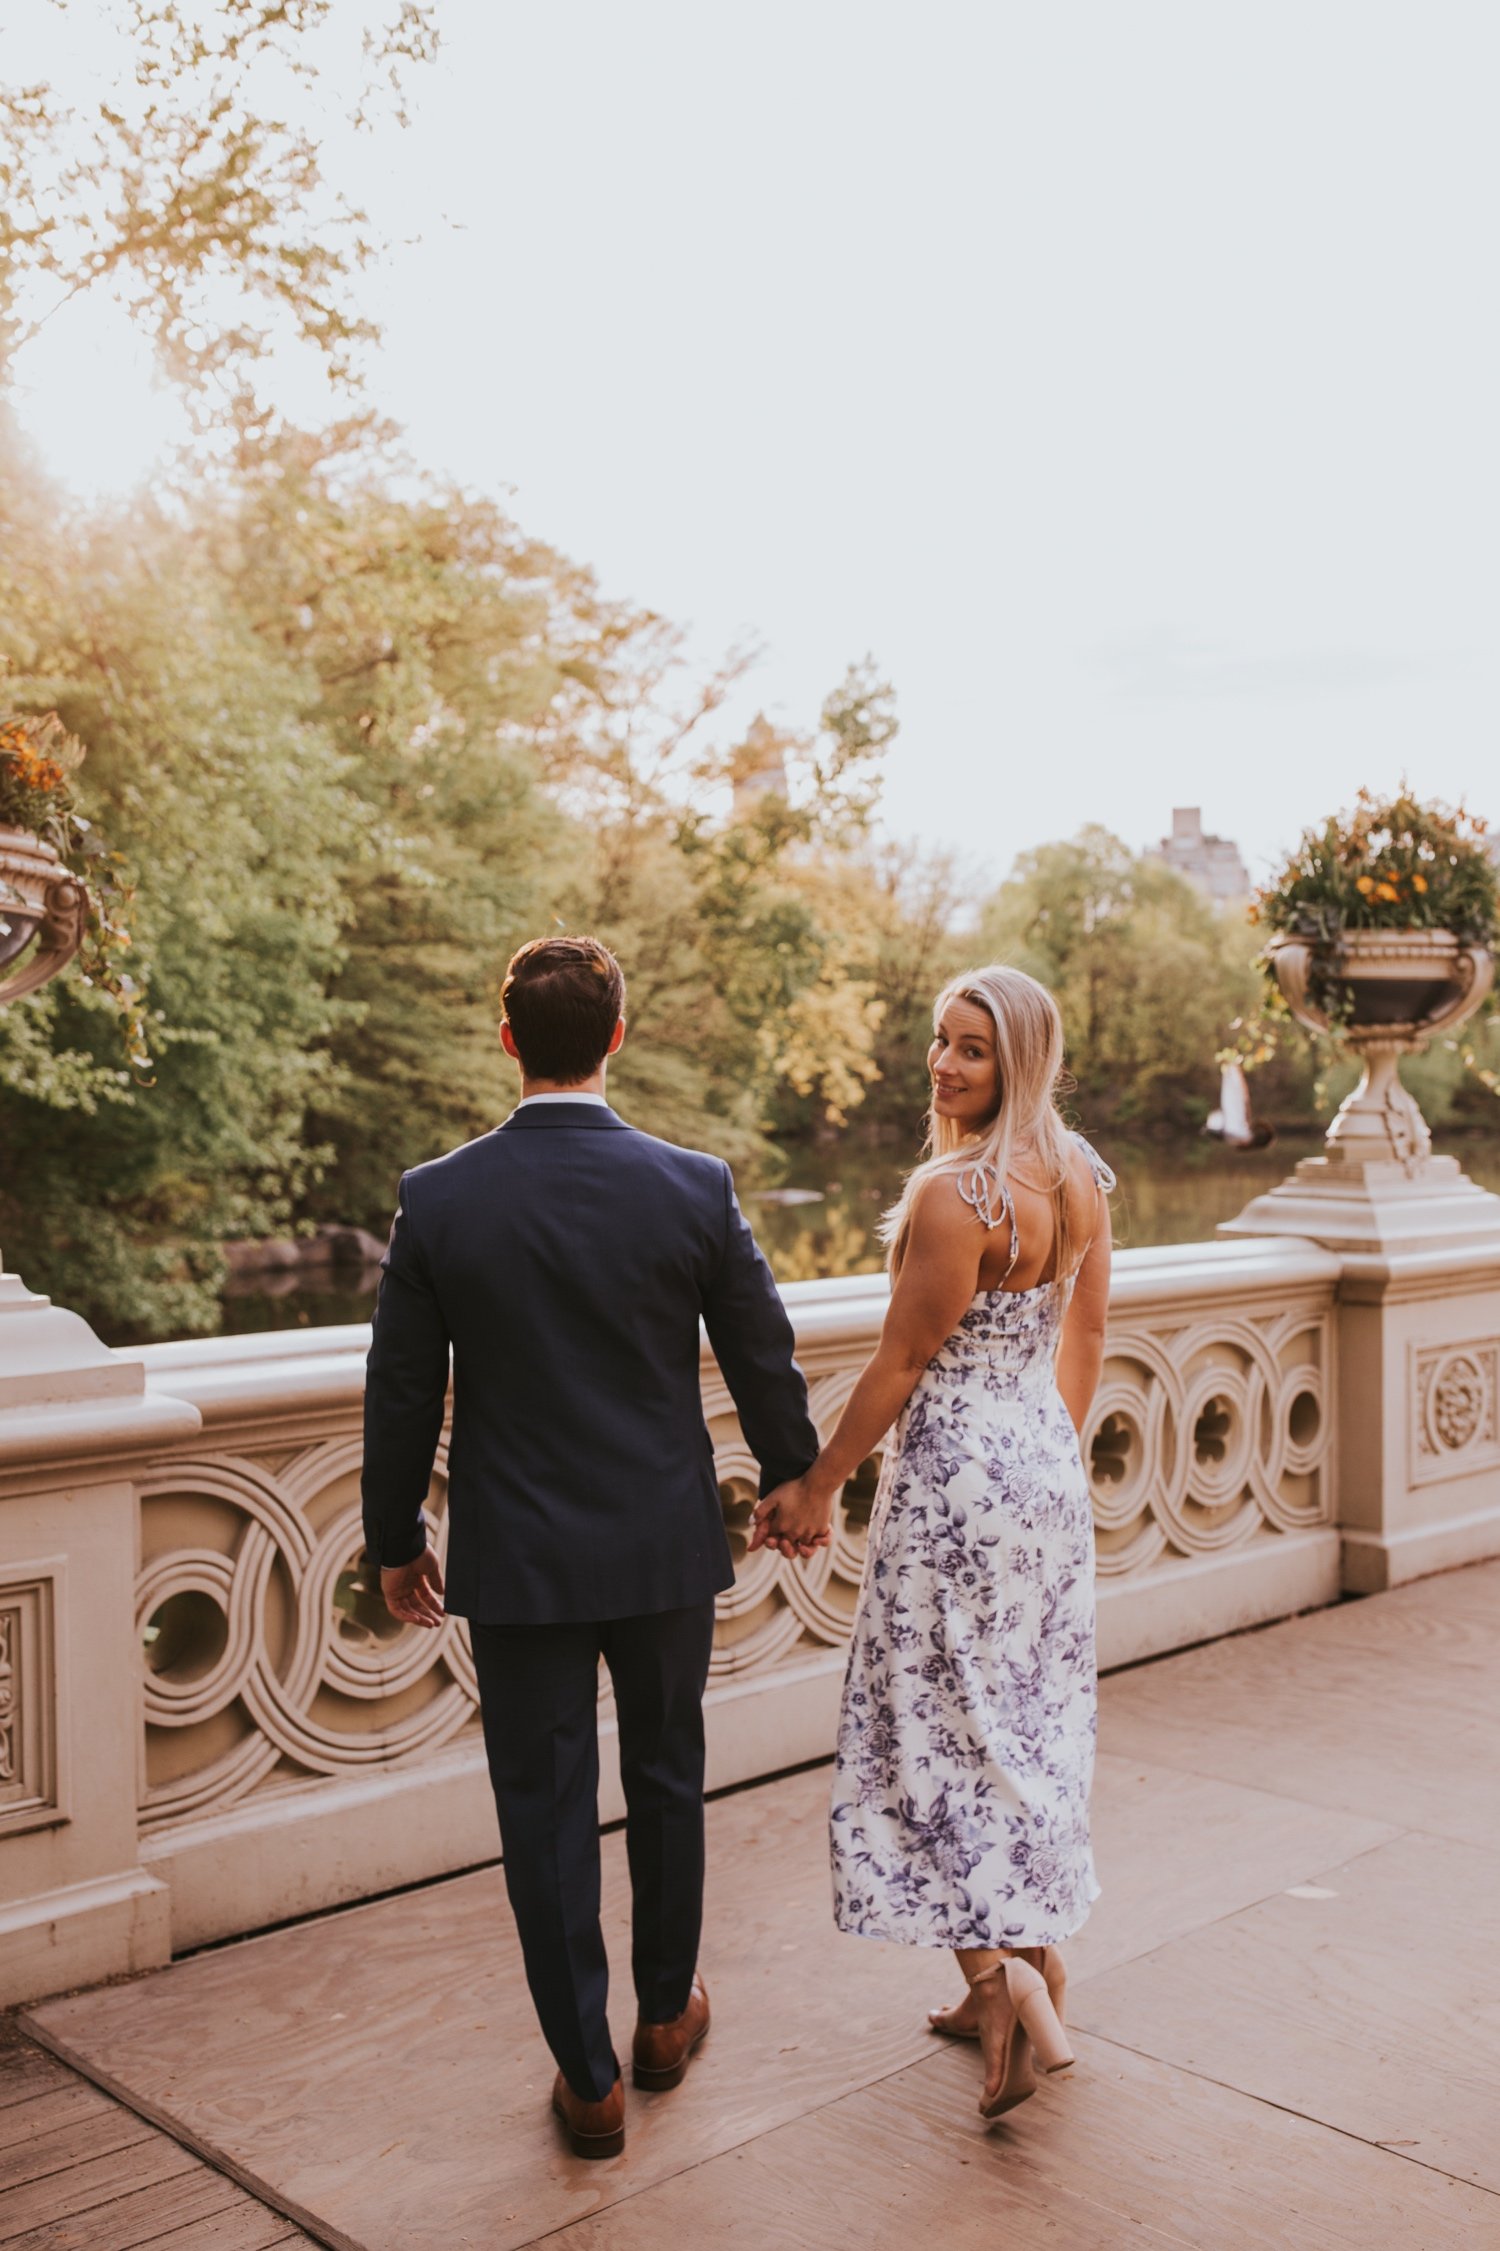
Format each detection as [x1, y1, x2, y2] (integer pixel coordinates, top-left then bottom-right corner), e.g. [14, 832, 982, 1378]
[908, 1163, 989, 1236]
[1068, 1131, 1116, 1190]
[1055, 1135, 1108, 1243]
[891, 1161, 1000, 1251]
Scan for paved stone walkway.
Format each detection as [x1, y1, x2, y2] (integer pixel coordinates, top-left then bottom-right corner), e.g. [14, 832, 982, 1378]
[19, 1560, 1500, 2249]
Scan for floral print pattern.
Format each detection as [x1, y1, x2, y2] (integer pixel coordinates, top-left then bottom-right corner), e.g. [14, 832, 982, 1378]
[831, 1160, 1104, 1950]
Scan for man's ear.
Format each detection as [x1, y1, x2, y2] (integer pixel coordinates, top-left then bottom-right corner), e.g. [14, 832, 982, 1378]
[500, 1020, 519, 1060]
[607, 1017, 626, 1057]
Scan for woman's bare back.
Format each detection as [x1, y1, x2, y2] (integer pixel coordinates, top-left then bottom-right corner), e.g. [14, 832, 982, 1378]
[974, 1141, 1104, 1293]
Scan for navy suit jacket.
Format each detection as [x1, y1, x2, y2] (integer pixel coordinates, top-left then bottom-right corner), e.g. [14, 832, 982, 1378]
[360, 1102, 820, 1624]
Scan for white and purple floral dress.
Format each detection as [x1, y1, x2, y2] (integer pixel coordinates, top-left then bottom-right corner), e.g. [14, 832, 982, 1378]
[830, 1139, 1111, 1950]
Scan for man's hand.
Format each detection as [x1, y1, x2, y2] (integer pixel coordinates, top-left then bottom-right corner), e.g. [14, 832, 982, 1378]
[749, 1475, 833, 1561]
[381, 1544, 446, 1628]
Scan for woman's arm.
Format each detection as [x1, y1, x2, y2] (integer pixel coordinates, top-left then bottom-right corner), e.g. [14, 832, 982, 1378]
[750, 1175, 985, 1551]
[1055, 1183, 1111, 1434]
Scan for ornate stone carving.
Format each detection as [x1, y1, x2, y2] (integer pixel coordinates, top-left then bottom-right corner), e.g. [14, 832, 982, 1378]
[0, 1611, 13, 1786]
[0, 1566, 63, 1835]
[1434, 1358, 1485, 1449]
[0, 827, 87, 1004]
[1413, 1340, 1499, 1479]
[1081, 1304, 1334, 1576]
[1268, 928, 1494, 1171]
[698, 1366, 882, 1686]
[135, 1289, 1338, 1833]
[136, 1441, 476, 1829]
[136, 1409, 884, 1829]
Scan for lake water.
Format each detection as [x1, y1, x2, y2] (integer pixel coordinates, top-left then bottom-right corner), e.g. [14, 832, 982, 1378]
[747, 1132, 1500, 1280]
[219, 1129, 1500, 1334]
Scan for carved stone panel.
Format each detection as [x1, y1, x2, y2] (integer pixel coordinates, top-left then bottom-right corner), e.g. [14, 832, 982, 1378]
[0, 1563, 64, 1835]
[136, 1444, 477, 1831]
[135, 1284, 1343, 1832]
[136, 1402, 896, 1835]
[1083, 1305, 1335, 1575]
[1412, 1339, 1500, 1486]
[702, 1367, 882, 1687]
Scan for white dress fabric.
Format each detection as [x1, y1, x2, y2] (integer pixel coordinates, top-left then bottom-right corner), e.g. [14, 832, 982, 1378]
[830, 1137, 1112, 1950]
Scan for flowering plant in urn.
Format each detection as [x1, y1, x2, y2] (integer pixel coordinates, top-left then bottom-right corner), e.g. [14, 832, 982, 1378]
[1253, 789, 1497, 1167]
[0, 711, 147, 1065]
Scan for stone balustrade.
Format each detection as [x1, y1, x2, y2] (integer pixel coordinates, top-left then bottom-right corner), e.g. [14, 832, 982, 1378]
[3, 1200, 1499, 2004]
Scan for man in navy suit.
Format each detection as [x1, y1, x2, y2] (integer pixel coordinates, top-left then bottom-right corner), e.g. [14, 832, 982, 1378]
[361, 935, 820, 2158]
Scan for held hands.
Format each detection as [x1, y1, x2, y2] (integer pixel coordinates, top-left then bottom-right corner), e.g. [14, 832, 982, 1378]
[381, 1544, 446, 1628]
[749, 1473, 834, 1562]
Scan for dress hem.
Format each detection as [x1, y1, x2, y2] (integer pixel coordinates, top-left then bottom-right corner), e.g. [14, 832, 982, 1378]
[831, 1885, 1100, 1954]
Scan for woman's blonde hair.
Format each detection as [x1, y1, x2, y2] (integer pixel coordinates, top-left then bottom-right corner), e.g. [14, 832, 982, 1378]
[879, 963, 1086, 1278]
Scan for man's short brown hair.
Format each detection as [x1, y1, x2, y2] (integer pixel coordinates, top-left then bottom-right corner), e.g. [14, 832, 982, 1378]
[502, 935, 626, 1083]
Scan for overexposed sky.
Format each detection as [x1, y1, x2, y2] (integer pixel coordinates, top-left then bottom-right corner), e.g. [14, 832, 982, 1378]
[8, 1, 1499, 886]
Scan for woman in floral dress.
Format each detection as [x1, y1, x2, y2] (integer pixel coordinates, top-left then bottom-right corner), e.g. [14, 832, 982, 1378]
[754, 965, 1113, 2120]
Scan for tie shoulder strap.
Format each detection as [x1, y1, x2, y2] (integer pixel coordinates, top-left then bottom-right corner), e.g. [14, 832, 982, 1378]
[957, 1163, 1022, 1279]
[1071, 1132, 1117, 1193]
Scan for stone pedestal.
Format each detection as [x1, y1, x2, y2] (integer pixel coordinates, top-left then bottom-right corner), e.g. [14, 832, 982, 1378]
[1222, 1152, 1500, 1594]
[0, 1260, 199, 2005]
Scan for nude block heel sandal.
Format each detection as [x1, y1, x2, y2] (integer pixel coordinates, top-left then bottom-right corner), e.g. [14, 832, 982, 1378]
[1004, 1956, 1074, 2073]
[1030, 1944, 1067, 2033]
[930, 1943, 1069, 2047]
[968, 1963, 1039, 2120]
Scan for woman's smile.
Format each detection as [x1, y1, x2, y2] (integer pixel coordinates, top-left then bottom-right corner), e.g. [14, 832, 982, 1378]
[929, 998, 1000, 1123]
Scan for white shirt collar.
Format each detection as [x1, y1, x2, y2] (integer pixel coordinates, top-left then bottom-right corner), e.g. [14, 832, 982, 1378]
[516, 1091, 609, 1109]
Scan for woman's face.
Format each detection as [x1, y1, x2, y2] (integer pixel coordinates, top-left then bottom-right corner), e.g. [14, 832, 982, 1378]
[928, 997, 1000, 1129]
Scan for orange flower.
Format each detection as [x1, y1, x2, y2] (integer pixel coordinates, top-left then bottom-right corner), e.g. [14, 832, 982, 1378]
[1412, 872, 1429, 893]
[11, 747, 64, 792]
[1, 725, 67, 795]
[1374, 881, 1401, 903]
[1355, 875, 1377, 895]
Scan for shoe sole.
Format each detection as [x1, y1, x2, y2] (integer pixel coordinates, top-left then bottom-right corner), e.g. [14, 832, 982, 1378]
[632, 2020, 710, 2091]
[552, 2098, 625, 2159]
[979, 2079, 1038, 2120]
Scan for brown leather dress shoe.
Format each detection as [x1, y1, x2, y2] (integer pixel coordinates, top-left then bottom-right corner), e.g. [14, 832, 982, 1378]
[632, 1973, 711, 2091]
[551, 2070, 625, 2159]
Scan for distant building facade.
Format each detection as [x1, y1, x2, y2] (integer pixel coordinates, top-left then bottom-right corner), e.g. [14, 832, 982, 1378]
[1149, 806, 1249, 906]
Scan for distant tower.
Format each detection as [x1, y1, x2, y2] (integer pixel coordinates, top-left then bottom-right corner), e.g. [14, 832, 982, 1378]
[731, 715, 790, 823]
[1149, 807, 1249, 906]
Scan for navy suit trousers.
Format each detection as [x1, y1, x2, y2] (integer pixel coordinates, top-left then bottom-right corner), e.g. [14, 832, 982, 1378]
[470, 1601, 716, 2102]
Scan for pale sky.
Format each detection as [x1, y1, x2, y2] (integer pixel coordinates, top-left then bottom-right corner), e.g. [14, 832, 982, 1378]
[8, 1, 1499, 888]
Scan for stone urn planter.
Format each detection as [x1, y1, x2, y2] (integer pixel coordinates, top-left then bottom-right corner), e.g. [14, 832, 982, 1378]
[1268, 927, 1494, 1169]
[0, 824, 86, 1002]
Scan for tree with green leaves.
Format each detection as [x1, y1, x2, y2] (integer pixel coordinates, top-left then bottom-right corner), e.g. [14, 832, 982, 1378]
[0, 380, 908, 1329]
[0, 7, 926, 1334]
[0, 403, 359, 1333]
[976, 826, 1263, 1130]
[1, 0, 438, 401]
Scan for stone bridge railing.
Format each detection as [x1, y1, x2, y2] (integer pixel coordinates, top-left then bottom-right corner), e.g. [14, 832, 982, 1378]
[6, 1241, 1341, 1972]
[4, 1206, 1499, 2005]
